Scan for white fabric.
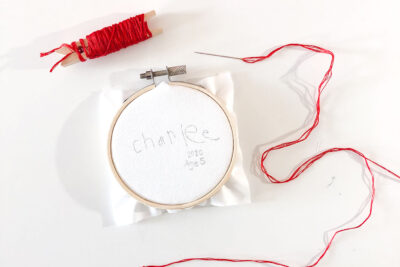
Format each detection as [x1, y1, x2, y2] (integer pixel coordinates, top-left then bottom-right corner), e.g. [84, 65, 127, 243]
[111, 82, 234, 205]
[100, 72, 250, 224]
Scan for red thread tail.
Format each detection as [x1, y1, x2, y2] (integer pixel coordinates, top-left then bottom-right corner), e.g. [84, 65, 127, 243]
[143, 257, 289, 267]
[145, 43, 400, 267]
[40, 43, 80, 72]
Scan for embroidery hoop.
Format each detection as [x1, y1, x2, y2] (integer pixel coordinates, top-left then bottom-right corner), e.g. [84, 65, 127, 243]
[107, 66, 237, 209]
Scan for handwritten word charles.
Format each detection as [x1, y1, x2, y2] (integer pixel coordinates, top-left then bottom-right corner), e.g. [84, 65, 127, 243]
[132, 124, 220, 153]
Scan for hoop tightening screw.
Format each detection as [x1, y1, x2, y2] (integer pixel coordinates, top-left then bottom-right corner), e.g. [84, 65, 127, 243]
[140, 65, 187, 80]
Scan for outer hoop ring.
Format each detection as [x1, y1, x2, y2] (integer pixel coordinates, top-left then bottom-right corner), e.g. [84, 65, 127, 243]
[107, 81, 237, 209]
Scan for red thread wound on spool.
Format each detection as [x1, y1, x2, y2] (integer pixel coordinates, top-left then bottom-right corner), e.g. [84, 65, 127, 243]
[144, 44, 400, 267]
[40, 14, 152, 72]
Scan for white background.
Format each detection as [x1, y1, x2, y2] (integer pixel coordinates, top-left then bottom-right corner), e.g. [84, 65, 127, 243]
[1, 0, 400, 266]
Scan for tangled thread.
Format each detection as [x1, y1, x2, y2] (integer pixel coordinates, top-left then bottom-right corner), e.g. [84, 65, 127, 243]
[143, 44, 400, 267]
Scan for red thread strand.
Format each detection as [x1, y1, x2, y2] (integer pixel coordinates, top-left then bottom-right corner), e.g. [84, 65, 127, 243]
[144, 44, 400, 267]
[40, 14, 152, 72]
[144, 258, 289, 267]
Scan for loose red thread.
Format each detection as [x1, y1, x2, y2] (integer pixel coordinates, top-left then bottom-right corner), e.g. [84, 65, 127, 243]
[40, 13, 152, 72]
[144, 44, 400, 267]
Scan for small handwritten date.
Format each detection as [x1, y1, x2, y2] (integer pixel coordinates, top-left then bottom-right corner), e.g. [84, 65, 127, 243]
[184, 149, 206, 171]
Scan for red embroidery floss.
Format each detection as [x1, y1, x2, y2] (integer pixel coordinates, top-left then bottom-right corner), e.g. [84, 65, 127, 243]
[40, 13, 153, 72]
[143, 44, 400, 267]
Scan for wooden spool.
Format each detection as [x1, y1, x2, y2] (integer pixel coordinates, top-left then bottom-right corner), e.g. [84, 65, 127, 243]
[55, 10, 162, 67]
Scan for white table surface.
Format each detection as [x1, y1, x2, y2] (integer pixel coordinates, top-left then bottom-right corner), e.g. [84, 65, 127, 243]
[1, 0, 400, 266]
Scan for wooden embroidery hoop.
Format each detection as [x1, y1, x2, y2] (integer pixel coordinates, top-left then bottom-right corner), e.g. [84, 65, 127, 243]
[107, 66, 237, 209]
